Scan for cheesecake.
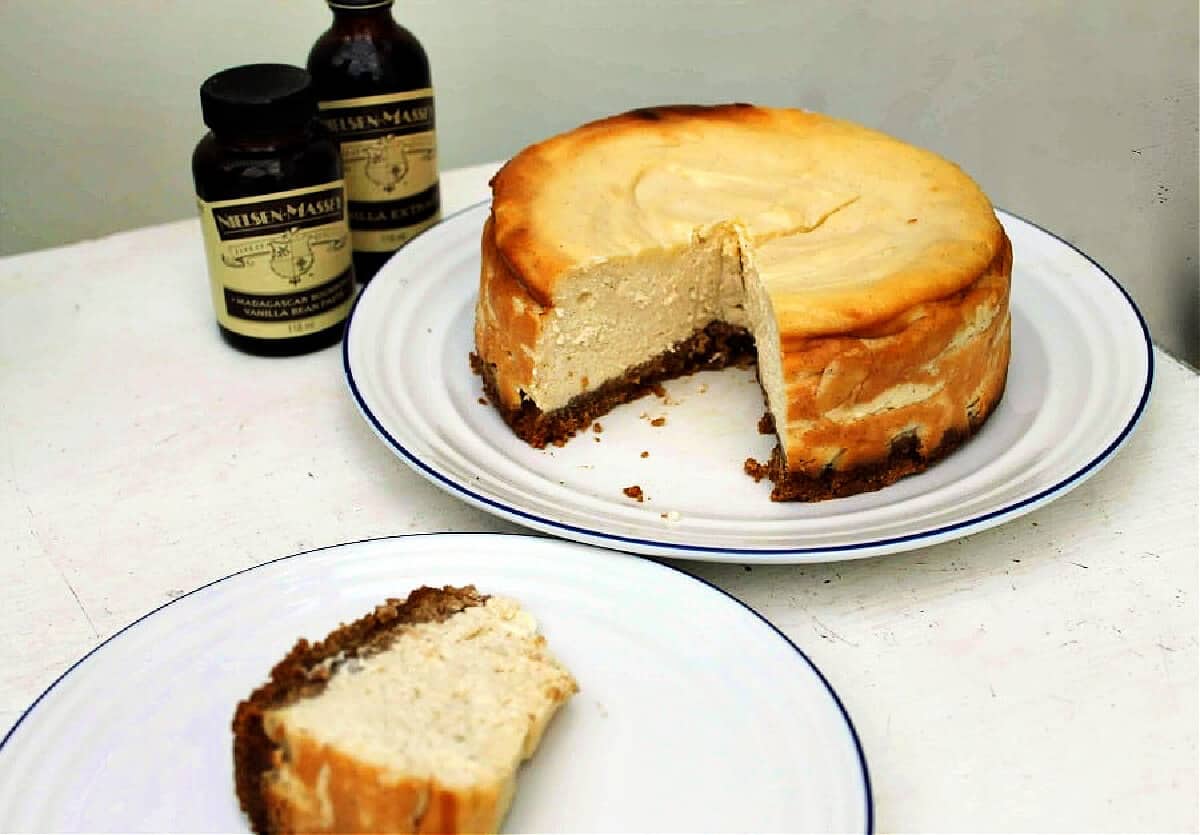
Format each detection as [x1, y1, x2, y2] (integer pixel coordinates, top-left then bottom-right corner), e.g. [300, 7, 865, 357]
[232, 586, 577, 833]
[473, 104, 1011, 500]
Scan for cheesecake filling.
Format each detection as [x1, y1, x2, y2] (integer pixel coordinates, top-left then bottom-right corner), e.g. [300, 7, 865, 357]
[525, 227, 744, 412]
[263, 598, 574, 790]
[523, 217, 1005, 463]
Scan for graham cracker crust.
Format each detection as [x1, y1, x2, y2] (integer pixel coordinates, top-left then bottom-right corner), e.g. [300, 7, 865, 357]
[743, 370, 1006, 501]
[471, 321, 755, 449]
[231, 586, 487, 835]
[473, 324, 1005, 503]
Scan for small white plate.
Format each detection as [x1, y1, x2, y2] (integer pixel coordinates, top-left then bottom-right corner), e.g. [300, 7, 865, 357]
[344, 202, 1152, 562]
[0, 534, 870, 833]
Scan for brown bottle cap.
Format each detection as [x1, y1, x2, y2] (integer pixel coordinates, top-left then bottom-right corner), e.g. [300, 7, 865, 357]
[327, 0, 393, 8]
[200, 64, 316, 136]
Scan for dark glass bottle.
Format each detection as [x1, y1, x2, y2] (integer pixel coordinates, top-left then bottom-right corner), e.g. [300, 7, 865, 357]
[308, 0, 441, 284]
[193, 64, 356, 356]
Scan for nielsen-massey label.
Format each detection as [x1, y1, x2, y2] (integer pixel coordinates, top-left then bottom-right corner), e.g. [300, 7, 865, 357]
[197, 182, 355, 339]
[318, 89, 441, 252]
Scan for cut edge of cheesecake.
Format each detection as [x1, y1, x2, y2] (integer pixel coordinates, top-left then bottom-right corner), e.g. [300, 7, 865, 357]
[232, 585, 578, 834]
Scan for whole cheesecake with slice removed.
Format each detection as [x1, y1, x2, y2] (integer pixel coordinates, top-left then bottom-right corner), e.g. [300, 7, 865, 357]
[233, 586, 577, 833]
[473, 104, 1012, 500]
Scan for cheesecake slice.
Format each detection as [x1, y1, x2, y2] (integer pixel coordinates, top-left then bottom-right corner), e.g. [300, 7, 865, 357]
[473, 104, 1011, 500]
[232, 586, 577, 833]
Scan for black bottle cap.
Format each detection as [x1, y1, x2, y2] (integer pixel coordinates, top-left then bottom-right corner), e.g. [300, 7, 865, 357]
[327, 0, 393, 8]
[200, 64, 316, 136]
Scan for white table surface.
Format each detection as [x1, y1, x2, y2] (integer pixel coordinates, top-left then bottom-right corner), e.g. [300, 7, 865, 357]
[1, 162, 1196, 832]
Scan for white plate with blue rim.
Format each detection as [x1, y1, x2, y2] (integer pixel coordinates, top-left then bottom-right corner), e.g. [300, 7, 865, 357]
[344, 201, 1152, 562]
[0, 534, 871, 832]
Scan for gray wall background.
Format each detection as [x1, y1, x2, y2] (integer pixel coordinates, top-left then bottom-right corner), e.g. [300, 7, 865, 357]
[2, 0, 1196, 363]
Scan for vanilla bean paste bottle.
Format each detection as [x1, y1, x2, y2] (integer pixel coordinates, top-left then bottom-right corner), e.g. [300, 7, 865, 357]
[308, 0, 441, 284]
[193, 64, 355, 356]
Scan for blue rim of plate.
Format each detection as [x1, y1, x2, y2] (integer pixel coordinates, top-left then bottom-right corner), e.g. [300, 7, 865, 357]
[0, 532, 874, 834]
[343, 199, 1155, 557]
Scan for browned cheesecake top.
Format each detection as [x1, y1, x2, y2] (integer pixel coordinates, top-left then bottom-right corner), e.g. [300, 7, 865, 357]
[490, 104, 1005, 336]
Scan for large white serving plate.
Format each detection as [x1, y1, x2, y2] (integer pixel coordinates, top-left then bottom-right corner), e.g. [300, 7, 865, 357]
[344, 202, 1152, 562]
[0, 534, 871, 832]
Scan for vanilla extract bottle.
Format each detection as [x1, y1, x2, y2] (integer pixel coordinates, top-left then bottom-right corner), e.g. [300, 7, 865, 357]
[308, 0, 441, 284]
[193, 64, 355, 357]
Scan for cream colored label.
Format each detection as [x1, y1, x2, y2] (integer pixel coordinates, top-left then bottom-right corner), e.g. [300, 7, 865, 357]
[319, 89, 440, 252]
[197, 182, 355, 339]
[351, 215, 440, 252]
